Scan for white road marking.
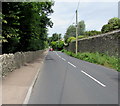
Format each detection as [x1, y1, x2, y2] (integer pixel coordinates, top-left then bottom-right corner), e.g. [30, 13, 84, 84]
[59, 56, 61, 58]
[81, 70, 106, 87]
[61, 58, 66, 61]
[55, 52, 66, 61]
[23, 55, 46, 104]
[55, 51, 58, 56]
[68, 62, 76, 68]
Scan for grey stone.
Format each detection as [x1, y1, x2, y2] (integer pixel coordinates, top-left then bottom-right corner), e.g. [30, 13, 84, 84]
[1, 50, 44, 77]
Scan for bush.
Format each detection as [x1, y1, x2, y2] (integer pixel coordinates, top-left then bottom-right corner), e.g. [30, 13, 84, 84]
[51, 40, 64, 51]
[67, 37, 76, 43]
[101, 17, 120, 33]
[78, 35, 86, 39]
[57, 41, 64, 50]
[62, 49, 119, 71]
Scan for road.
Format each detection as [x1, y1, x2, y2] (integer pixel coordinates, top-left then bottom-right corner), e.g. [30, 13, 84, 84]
[28, 51, 118, 104]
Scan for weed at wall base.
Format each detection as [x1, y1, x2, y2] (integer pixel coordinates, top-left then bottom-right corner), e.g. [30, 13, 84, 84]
[61, 49, 120, 72]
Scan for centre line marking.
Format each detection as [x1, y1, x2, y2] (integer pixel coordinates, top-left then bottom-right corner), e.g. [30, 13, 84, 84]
[55, 52, 58, 56]
[59, 55, 61, 58]
[61, 58, 66, 61]
[68, 62, 76, 68]
[81, 70, 106, 87]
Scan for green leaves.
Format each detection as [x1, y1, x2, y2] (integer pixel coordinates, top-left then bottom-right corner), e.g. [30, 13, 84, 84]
[64, 20, 86, 43]
[50, 40, 64, 51]
[101, 17, 120, 33]
[62, 50, 120, 71]
[84, 30, 101, 36]
[3, 20, 7, 24]
[67, 37, 76, 43]
[2, 2, 54, 53]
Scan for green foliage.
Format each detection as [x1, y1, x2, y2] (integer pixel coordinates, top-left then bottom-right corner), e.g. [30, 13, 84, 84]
[78, 35, 87, 39]
[49, 33, 61, 42]
[2, 2, 54, 53]
[78, 20, 85, 35]
[48, 33, 63, 49]
[62, 49, 119, 71]
[67, 37, 76, 43]
[101, 17, 120, 33]
[50, 41, 57, 50]
[44, 41, 49, 48]
[50, 40, 64, 51]
[85, 30, 101, 36]
[64, 25, 76, 42]
[57, 41, 64, 50]
[64, 20, 86, 43]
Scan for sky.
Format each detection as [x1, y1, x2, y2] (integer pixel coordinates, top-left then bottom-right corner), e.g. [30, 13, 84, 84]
[48, 0, 119, 37]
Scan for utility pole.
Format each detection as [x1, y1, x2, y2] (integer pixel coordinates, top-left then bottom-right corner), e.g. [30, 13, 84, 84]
[58, 34, 59, 50]
[76, 10, 78, 54]
[58, 34, 59, 45]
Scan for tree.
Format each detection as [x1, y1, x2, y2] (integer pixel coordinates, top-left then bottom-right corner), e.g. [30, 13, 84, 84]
[78, 20, 85, 35]
[2, 2, 54, 53]
[48, 33, 61, 45]
[85, 30, 101, 36]
[64, 25, 75, 43]
[65, 25, 76, 37]
[101, 24, 111, 33]
[2, 2, 21, 53]
[52, 33, 61, 41]
[50, 40, 64, 51]
[64, 20, 86, 43]
[101, 17, 120, 33]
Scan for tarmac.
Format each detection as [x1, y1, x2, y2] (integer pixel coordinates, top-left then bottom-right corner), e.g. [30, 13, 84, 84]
[2, 50, 48, 104]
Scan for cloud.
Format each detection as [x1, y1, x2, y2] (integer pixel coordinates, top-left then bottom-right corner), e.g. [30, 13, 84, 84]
[54, 0, 119, 2]
[48, 1, 118, 36]
[52, 18, 69, 26]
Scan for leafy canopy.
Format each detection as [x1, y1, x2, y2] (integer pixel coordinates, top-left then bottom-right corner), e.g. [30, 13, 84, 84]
[2, 2, 54, 53]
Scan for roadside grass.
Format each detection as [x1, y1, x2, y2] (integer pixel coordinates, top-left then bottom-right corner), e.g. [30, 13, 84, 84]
[61, 49, 120, 72]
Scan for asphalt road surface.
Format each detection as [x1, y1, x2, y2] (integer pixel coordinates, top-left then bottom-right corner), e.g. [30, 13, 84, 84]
[28, 51, 118, 104]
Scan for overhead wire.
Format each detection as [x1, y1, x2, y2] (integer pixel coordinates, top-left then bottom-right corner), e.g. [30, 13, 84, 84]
[66, 12, 76, 27]
[76, 0, 80, 11]
[66, 0, 80, 28]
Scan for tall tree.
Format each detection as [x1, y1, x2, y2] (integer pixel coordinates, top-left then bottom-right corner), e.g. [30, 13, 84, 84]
[48, 33, 61, 45]
[64, 25, 76, 43]
[2, 2, 54, 53]
[52, 33, 61, 41]
[64, 20, 86, 42]
[2, 2, 21, 53]
[78, 20, 85, 35]
[65, 25, 76, 37]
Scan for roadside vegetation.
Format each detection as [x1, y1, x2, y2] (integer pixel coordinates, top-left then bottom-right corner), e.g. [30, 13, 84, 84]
[1, 2, 54, 53]
[61, 17, 120, 72]
[48, 33, 64, 51]
[64, 17, 120, 44]
[61, 49, 120, 72]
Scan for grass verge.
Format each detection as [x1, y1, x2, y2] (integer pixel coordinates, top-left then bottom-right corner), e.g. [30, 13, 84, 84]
[61, 49, 120, 72]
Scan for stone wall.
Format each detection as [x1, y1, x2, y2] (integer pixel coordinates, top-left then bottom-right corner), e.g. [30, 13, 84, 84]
[1, 50, 45, 77]
[65, 30, 120, 57]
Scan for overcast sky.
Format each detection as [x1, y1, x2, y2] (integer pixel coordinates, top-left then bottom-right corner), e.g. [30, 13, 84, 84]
[48, 0, 119, 37]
